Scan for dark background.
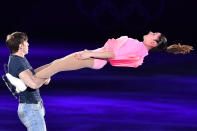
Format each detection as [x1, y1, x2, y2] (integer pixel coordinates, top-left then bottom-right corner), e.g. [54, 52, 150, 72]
[0, 0, 196, 44]
[0, 0, 197, 131]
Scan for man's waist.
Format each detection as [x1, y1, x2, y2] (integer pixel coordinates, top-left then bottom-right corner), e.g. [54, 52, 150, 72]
[19, 95, 42, 104]
[19, 100, 43, 104]
[19, 90, 41, 104]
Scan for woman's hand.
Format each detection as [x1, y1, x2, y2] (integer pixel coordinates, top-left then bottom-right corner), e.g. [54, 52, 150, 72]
[74, 49, 92, 60]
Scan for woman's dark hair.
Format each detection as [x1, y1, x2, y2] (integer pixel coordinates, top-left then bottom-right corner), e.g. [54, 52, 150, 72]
[151, 33, 167, 51]
[151, 33, 194, 54]
[6, 32, 28, 54]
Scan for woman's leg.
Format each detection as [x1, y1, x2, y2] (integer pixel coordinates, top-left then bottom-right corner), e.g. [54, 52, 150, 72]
[35, 51, 95, 79]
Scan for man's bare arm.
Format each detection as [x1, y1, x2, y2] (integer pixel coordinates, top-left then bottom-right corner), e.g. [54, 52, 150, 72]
[19, 69, 48, 89]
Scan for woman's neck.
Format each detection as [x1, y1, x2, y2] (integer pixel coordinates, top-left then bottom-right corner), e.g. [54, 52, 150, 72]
[143, 41, 152, 51]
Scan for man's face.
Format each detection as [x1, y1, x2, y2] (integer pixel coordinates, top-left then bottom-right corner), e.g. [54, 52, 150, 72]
[143, 31, 161, 47]
[21, 40, 29, 55]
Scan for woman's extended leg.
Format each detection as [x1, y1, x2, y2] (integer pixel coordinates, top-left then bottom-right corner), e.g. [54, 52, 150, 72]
[35, 51, 95, 79]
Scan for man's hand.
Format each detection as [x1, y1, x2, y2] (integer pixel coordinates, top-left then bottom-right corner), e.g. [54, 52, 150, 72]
[44, 78, 51, 85]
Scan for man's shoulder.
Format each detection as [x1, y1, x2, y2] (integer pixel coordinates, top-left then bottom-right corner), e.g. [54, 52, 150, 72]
[9, 55, 26, 67]
[9, 55, 25, 61]
[8, 55, 30, 77]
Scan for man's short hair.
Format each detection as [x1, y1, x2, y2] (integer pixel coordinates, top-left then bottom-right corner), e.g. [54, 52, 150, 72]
[6, 32, 28, 54]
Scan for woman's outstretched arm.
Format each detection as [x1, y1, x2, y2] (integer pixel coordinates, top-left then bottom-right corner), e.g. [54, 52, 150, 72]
[34, 63, 51, 73]
[75, 48, 115, 60]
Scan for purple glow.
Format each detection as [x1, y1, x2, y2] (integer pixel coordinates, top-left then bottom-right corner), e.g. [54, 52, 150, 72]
[1, 90, 197, 130]
[0, 42, 197, 131]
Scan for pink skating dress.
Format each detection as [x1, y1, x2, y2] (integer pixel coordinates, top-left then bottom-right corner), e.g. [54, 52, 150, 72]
[92, 36, 148, 69]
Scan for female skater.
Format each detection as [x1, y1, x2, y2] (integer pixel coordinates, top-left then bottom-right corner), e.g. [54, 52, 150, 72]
[34, 31, 194, 79]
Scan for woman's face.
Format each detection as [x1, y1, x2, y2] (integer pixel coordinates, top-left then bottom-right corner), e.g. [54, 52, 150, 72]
[143, 31, 161, 47]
